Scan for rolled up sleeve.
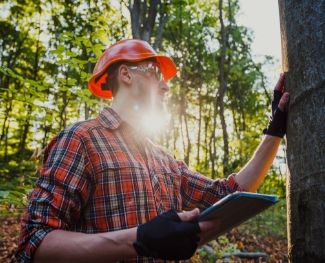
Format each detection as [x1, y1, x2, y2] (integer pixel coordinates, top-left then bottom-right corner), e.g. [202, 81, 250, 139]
[178, 160, 241, 211]
[16, 129, 92, 263]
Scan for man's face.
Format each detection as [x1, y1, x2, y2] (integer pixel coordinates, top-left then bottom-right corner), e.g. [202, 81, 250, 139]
[128, 61, 169, 114]
[127, 60, 170, 134]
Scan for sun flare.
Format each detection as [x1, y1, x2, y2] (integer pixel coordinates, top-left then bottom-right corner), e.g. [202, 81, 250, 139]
[140, 112, 170, 135]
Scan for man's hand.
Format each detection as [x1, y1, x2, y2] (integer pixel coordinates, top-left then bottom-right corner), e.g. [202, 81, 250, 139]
[178, 209, 222, 247]
[263, 73, 290, 138]
[133, 209, 200, 260]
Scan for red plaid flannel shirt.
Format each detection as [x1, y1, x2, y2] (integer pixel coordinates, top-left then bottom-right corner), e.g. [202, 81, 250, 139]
[16, 107, 240, 263]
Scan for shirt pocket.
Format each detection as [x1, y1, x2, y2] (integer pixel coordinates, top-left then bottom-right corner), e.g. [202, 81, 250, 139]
[150, 165, 183, 213]
[89, 153, 150, 229]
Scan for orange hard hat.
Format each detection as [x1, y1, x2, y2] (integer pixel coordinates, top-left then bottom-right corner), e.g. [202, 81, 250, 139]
[88, 39, 177, 99]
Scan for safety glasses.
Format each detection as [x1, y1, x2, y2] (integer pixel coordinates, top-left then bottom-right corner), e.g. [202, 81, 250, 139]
[128, 62, 163, 81]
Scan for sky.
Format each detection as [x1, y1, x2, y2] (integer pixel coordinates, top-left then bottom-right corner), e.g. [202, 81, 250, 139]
[237, 0, 281, 60]
[237, 0, 282, 83]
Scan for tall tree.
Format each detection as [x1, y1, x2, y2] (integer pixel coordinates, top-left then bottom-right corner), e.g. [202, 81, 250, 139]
[217, 0, 229, 176]
[279, 1, 325, 261]
[127, 0, 169, 48]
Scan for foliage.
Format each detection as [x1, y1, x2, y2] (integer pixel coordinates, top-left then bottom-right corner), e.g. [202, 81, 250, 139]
[0, 0, 286, 242]
[238, 198, 287, 238]
[0, 157, 36, 216]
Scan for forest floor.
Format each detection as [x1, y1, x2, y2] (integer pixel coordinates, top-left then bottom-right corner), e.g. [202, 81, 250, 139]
[0, 215, 288, 263]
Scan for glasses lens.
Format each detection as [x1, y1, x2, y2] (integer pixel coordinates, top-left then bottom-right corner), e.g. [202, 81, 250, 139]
[128, 63, 163, 81]
[156, 67, 163, 80]
[154, 66, 163, 81]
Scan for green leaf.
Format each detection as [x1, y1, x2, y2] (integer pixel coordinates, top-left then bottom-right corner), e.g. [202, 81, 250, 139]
[67, 78, 77, 85]
[57, 59, 69, 65]
[58, 77, 66, 84]
[71, 58, 88, 66]
[80, 72, 92, 81]
[59, 32, 73, 41]
[59, 85, 70, 92]
[57, 45, 65, 52]
[89, 57, 98, 63]
[67, 51, 78, 57]
[92, 29, 109, 43]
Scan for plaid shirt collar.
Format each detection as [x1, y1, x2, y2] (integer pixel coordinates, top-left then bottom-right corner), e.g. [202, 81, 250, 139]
[98, 107, 124, 130]
[98, 107, 146, 142]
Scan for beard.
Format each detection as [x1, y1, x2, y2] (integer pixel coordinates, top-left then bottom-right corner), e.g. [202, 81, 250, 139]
[130, 79, 170, 137]
[133, 92, 169, 137]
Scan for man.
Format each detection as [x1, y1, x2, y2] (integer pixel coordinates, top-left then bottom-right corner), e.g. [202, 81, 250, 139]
[16, 39, 289, 263]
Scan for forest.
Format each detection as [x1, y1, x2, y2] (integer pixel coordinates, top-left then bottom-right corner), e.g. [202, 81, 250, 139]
[2, 0, 317, 262]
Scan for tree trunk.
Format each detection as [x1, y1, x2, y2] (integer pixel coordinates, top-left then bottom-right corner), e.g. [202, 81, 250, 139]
[4, 120, 9, 161]
[210, 98, 218, 179]
[172, 116, 177, 154]
[154, 2, 168, 50]
[204, 106, 211, 170]
[0, 91, 12, 143]
[128, 0, 165, 47]
[197, 85, 203, 164]
[18, 23, 41, 159]
[18, 105, 31, 159]
[179, 111, 186, 163]
[279, 1, 325, 261]
[41, 125, 51, 149]
[217, 0, 230, 176]
[59, 90, 68, 130]
[183, 110, 191, 165]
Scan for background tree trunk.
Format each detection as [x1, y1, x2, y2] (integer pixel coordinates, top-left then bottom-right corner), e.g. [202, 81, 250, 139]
[279, 1, 325, 261]
[128, 0, 166, 48]
[197, 85, 203, 164]
[217, 0, 230, 176]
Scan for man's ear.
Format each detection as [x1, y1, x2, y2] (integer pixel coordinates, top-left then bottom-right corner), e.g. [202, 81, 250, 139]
[118, 65, 132, 86]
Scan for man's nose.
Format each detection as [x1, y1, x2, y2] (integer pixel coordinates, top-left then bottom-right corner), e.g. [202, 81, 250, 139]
[159, 80, 169, 93]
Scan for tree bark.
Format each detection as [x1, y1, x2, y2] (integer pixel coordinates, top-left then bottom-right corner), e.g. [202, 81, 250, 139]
[154, 2, 168, 50]
[217, 0, 229, 176]
[204, 105, 211, 170]
[18, 23, 41, 159]
[0, 91, 13, 143]
[279, 1, 325, 261]
[197, 85, 202, 164]
[142, 0, 159, 42]
[128, 0, 164, 46]
[4, 120, 9, 161]
[129, 0, 142, 39]
[179, 110, 186, 163]
[183, 110, 191, 165]
[59, 90, 68, 130]
[210, 97, 218, 179]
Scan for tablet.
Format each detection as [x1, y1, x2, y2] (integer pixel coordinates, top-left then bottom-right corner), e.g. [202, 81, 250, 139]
[198, 191, 278, 236]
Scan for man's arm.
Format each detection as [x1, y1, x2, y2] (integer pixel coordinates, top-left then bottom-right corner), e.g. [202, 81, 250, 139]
[34, 209, 202, 263]
[235, 135, 281, 192]
[33, 228, 137, 263]
[235, 74, 289, 192]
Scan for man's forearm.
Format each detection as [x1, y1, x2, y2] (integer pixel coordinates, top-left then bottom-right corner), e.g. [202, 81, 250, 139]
[235, 135, 282, 192]
[33, 227, 137, 263]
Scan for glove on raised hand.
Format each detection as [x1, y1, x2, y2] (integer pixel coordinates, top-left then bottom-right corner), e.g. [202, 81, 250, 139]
[263, 88, 287, 138]
[133, 210, 200, 260]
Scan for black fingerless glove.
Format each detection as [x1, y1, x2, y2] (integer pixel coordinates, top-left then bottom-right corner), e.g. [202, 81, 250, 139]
[263, 90, 287, 138]
[133, 210, 200, 260]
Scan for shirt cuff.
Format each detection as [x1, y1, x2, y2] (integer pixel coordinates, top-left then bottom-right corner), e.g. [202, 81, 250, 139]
[16, 227, 53, 263]
[227, 173, 243, 192]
